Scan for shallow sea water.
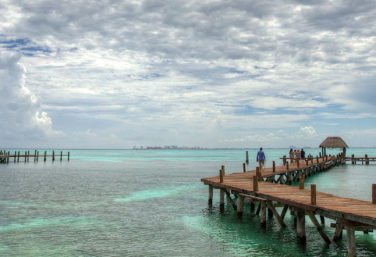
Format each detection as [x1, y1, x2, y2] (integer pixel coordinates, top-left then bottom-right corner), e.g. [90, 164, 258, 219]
[1, 148, 376, 256]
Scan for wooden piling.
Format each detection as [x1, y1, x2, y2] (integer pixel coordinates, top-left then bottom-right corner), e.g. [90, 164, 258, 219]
[243, 163, 246, 173]
[311, 184, 316, 205]
[17, 151, 20, 162]
[286, 161, 289, 170]
[260, 201, 266, 228]
[272, 161, 275, 173]
[283, 155, 286, 165]
[246, 151, 249, 164]
[44, 151, 47, 162]
[68, 152, 70, 161]
[208, 185, 213, 206]
[52, 150, 55, 161]
[296, 210, 306, 243]
[237, 195, 244, 217]
[346, 226, 356, 257]
[299, 174, 304, 189]
[365, 154, 369, 165]
[34, 150, 37, 162]
[219, 168, 224, 183]
[372, 184, 376, 204]
[351, 154, 355, 164]
[14, 151, 16, 163]
[24, 151, 27, 162]
[220, 189, 225, 211]
[60, 151, 63, 161]
[297, 159, 300, 168]
[316, 156, 319, 163]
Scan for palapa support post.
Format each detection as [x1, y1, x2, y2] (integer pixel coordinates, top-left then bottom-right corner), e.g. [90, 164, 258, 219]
[272, 161, 275, 173]
[208, 185, 213, 206]
[346, 226, 356, 257]
[372, 184, 376, 204]
[296, 210, 306, 244]
[246, 151, 249, 164]
[299, 174, 304, 189]
[253, 176, 258, 191]
[319, 152, 322, 158]
[311, 184, 316, 205]
[283, 155, 286, 165]
[52, 150, 55, 162]
[220, 189, 225, 212]
[237, 195, 244, 218]
[44, 151, 47, 162]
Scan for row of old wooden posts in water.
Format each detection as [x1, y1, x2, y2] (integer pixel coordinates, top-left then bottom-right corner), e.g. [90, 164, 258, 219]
[202, 152, 376, 257]
[0, 150, 70, 163]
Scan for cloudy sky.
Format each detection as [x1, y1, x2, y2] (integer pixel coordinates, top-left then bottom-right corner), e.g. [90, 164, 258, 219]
[1, 0, 376, 149]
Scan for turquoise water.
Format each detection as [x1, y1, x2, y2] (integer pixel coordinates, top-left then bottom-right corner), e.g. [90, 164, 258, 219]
[1, 148, 376, 256]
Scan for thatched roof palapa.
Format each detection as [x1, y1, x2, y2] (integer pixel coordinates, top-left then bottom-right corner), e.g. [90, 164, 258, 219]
[319, 136, 348, 148]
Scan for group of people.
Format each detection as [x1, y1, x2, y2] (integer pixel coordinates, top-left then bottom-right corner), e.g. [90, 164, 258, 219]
[289, 148, 306, 160]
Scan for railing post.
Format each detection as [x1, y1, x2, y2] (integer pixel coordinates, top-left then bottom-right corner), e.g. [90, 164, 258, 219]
[311, 184, 316, 205]
[253, 176, 258, 191]
[272, 161, 275, 173]
[372, 184, 376, 204]
[299, 174, 304, 189]
[243, 163, 246, 173]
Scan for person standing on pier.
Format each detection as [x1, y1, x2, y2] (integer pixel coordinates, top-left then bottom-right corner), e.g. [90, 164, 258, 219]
[257, 147, 265, 169]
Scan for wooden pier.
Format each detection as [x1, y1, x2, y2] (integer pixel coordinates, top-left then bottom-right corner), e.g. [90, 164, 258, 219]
[201, 154, 376, 257]
[0, 150, 70, 164]
[346, 154, 376, 165]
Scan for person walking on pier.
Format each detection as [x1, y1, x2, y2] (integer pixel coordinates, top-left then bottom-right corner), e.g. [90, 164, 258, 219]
[257, 147, 265, 169]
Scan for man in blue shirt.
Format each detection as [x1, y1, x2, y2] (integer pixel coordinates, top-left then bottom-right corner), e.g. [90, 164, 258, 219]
[257, 147, 265, 169]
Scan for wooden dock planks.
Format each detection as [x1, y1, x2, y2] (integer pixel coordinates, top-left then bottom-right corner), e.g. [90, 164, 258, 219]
[201, 156, 376, 227]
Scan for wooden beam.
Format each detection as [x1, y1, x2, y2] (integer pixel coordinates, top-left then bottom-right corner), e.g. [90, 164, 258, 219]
[225, 190, 237, 210]
[266, 200, 286, 227]
[307, 212, 331, 244]
[280, 205, 289, 220]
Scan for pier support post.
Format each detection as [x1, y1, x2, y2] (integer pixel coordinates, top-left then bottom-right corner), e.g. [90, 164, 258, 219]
[283, 155, 286, 165]
[52, 150, 55, 162]
[17, 151, 20, 162]
[24, 151, 27, 162]
[296, 210, 306, 244]
[44, 151, 47, 162]
[260, 201, 266, 228]
[208, 185, 213, 206]
[333, 221, 343, 241]
[220, 189, 225, 212]
[250, 200, 255, 212]
[365, 154, 369, 165]
[60, 151, 63, 161]
[272, 161, 275, 173]
[346, 226, 356, 257]
[14, 151, 16, 163]
[246, 151, 249, 164]
[243, 163, 246, 173]
[237, 195, 244, 218]
[68, 152, 70, 161]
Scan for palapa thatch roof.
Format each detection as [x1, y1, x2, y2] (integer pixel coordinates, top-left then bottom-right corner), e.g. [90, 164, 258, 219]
[319, 136, 348, 148]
